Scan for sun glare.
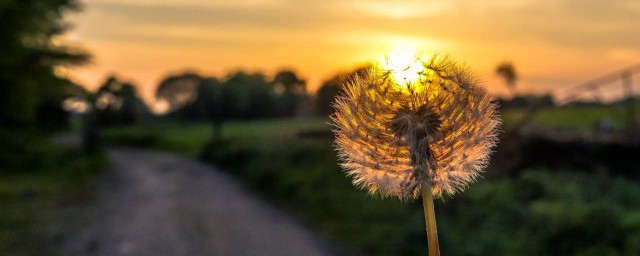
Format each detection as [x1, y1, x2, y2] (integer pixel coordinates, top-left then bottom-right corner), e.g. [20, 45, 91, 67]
[381, 49, 424, 85]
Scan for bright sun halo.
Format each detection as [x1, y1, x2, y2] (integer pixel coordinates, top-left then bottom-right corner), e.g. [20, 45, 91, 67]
[381, 49, 424, 84]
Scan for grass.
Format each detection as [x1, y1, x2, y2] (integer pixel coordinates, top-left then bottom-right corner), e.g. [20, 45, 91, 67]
[502, 101, 640, 133]
[0, 137, 107, 255]
[103, 118, 328, 156]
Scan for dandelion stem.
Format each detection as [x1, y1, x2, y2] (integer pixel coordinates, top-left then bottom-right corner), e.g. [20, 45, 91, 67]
[422, 179, 440, 256]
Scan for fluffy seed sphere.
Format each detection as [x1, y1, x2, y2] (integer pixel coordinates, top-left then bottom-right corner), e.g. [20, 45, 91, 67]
[332, 54, 500, 200]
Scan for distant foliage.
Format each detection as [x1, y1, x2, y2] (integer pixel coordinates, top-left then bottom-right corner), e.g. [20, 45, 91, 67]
[272, 70, 307, 116]
[224, 71, 276, 119]
[314, 66, 368, 117]
[161, 70, 308, 122]
[154, 67, 383, 121]
[93, 76, 150, 126]
[156, 73, 203, 112]
[496, 62, 518, 95]
[191, 78, 224, 122]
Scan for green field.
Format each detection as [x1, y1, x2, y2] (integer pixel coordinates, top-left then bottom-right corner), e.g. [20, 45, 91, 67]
[502, 102, 640, 133]
[103, 118, 329, 156]
[0, 136, 107, 255]
[103, 103, 640, 155]
[103, 105, 640, 255]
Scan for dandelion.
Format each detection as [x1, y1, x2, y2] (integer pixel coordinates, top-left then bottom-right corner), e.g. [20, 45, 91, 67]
[332, 52, 500, 255]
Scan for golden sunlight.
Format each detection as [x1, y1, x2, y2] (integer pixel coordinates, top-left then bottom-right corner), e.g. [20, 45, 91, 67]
[380, 48, 424, 86]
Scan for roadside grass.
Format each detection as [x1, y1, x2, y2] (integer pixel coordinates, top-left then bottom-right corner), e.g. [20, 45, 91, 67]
[0, 136, 107, 255]
[198, 132, 640, 255]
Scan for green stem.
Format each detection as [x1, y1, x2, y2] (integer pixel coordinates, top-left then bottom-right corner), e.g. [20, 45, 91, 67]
[422, 179, 440, 256]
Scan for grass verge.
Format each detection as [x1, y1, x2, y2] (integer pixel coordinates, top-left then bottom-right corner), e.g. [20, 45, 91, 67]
[0, 135, 108, 255]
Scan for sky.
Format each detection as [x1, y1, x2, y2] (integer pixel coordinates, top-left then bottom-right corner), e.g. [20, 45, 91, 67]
[61, 0, 640, 110]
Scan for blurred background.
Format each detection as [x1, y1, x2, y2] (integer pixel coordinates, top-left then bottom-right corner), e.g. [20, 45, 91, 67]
[1, 0, 640, 255]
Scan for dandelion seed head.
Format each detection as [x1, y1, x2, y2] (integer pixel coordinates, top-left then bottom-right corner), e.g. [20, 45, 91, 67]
[332, 53, 500, 200]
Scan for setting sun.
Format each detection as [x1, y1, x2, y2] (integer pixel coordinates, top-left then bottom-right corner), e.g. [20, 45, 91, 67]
[381, 49, 424, 85]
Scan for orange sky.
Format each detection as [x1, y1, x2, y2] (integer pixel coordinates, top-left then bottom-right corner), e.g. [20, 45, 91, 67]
[61, 0, 640, 110]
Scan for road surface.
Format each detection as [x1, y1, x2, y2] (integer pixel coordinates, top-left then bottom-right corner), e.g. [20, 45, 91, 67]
[59, 147, 337, 256]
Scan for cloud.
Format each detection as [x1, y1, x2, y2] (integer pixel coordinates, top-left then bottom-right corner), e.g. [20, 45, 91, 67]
[81, 0, 640, 50]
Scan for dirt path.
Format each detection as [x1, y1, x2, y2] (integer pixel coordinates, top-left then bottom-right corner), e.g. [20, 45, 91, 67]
[60, 147, 336, 256]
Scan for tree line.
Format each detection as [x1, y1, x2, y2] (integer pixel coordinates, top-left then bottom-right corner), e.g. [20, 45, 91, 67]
[77, 67, 370, 130]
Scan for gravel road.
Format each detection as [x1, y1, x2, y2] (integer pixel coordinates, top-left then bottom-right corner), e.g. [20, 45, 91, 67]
[60, 147, 336, 256]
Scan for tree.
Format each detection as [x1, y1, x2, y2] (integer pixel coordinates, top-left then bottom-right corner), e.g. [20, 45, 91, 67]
[164, 71, 293, 123]
[193, 78, 225, 141]
[0, 0, 89, 129]
[273, 70, 306, 95]
[94, 76, 149, 126]
[224, 71, 275, 119]
[272, 70, 307, 117]
[155, 72, 202, 113]
[315, 80, 341, 117]
[496, 62, 518, 96]
[314, 66, 368, 117]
